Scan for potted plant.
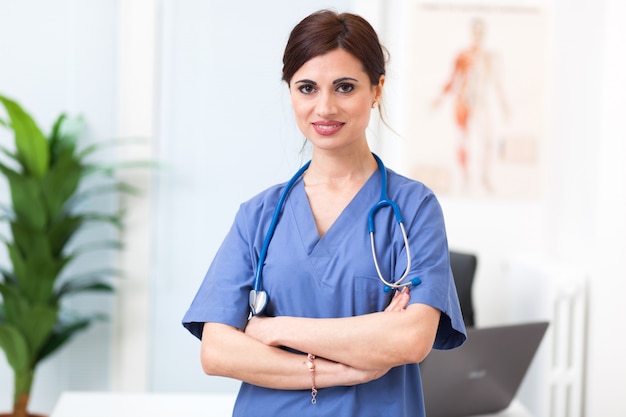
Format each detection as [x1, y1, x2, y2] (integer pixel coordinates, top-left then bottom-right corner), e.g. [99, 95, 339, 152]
[0, 94, 140, 417]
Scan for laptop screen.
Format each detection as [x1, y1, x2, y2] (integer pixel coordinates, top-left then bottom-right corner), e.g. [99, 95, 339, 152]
[420, 321, 549, 417]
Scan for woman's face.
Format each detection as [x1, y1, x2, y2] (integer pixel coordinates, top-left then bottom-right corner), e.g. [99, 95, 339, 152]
[289, 48, 383, 153]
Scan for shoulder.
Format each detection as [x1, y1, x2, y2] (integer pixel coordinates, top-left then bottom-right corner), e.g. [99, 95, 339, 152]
[235, 181, 290, 223]
[386, 169, 436, 200]
[241, 182, 285, 207]
[385, 169, 444, 219]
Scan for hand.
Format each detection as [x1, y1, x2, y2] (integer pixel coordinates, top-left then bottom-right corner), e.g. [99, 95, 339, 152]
[329, 359, 390, 386]
[245, 315, 279, 346]
[384, 287, 410, 312]
[351, 366, 391, 384]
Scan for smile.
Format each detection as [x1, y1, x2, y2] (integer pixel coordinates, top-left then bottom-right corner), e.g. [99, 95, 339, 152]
[312, 121, 345, 136]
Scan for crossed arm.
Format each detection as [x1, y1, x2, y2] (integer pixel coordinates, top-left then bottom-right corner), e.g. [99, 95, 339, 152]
[200, 288, 441, 390]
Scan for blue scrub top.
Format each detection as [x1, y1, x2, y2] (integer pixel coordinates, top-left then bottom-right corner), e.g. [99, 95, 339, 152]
[183, 165, 466, 417]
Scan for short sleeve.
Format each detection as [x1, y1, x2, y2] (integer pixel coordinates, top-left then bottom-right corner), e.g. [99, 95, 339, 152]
[182, 206, 254, 339]
[392, 180, 467, 350]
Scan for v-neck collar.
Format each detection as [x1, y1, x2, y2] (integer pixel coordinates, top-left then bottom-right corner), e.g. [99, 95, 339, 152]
[287, 169, 382, 257]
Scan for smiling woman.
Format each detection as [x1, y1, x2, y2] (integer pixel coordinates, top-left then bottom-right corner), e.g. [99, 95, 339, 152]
[182, 9, 466, 417]
[289, 49, 383, 154]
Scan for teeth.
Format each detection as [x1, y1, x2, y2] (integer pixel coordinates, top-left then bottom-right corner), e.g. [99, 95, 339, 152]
[316, 124, 341, 130]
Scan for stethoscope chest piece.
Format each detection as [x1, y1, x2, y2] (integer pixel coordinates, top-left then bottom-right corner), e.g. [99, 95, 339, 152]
[249, 289, 268, 316]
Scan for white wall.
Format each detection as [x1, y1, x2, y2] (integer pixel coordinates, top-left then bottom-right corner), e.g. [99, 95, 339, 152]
[111, 0, 156, 393]
[583, 0, 626, 414]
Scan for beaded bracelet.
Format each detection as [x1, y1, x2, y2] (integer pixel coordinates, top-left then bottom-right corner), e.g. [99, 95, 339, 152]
[306, 353, 318, 404]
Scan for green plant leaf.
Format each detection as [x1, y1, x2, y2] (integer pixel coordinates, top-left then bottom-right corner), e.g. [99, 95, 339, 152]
[0, 95, 50, 178]
[51, 115, 85, 156]
[55, 268, 122, 299]
[0, 144, 20, 165]
[6, 243, 62, 303]
[76, 138, 130, 160]
[82, 160, 156, 179]
[37, 315, 95, 362]
[17, 304, 59, 356]
[0, 324, 30, 372]
[68, 182, 141, 210]
[68, 240, 124, 257]
[0, 95, 152, 401]
[0, 282, 30, 325]
[60, 267, 123, 282]
[5, 243, 27, 290]
[48, 215, 84, 257]
[49, 114, 69, 164]
[10, 222, 52, 262]
[56, 279, 114, 300]
[41, 146, 82, 220]
[49, 113, 66, 141]
[82, 212, 124, 229]
[0, 267, 18, 285]
[0, 163, 47, 229]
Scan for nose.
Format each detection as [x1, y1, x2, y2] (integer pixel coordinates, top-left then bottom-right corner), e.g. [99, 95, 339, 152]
[315, 91, 338, 117]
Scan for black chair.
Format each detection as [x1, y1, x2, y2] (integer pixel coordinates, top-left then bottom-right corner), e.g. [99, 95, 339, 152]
[449, 251, 477, 327]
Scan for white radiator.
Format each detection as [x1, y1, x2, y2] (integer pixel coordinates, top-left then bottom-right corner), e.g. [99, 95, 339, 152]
[504, 256, 587, 417]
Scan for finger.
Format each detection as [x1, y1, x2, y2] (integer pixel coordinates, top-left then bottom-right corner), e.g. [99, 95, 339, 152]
[397, 287, 411, 310]
[385, 288, 409, 312]
[384, 290, 402, 311]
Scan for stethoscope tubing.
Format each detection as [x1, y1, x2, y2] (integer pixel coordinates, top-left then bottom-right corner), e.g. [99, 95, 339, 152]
[253, 160, 311, 293]
[368, 154, 414, 292]
[250, 154, 418, 316]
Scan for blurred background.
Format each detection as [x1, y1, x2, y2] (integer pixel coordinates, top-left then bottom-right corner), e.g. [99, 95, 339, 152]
[0, 0, 624, 416]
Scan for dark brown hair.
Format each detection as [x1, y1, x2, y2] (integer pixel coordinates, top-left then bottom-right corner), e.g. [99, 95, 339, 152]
[282, 10, 386, 87]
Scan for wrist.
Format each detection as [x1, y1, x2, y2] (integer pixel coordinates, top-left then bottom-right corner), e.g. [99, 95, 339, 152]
[306, 353, 318, 404]
[272, 316, 287, 346]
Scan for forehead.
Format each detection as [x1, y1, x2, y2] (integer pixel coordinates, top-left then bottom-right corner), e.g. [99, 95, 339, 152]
[293, 49, 367, 80]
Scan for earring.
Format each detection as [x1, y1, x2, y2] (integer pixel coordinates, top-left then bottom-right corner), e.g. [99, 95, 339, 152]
[372, 101, 377, 109]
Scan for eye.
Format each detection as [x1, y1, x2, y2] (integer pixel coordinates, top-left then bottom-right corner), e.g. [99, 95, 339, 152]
[298, 84, 316, 94]
[336, 83, 355, 93]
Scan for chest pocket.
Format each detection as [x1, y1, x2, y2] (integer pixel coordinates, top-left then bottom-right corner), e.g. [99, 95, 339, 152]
[353, 275, 392, 315]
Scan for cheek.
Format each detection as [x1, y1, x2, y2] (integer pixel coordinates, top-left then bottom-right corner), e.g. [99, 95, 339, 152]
[290, 101, 311, 132]
[291, 102, 308, 126]
[350, 101, 374, 123]
[290, 96, 307, 117]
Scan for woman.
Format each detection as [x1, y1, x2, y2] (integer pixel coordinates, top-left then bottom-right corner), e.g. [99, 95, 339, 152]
[183, 10, 466, 416]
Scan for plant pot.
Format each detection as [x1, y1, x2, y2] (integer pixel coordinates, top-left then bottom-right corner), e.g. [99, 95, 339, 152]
[0, 413, 47, 417]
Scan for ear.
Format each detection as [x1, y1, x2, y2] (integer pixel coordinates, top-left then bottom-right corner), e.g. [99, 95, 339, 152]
[374, 74, 385, 102]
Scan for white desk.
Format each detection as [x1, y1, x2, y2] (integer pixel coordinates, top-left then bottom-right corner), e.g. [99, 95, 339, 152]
[471, 400, 534, 417]
[50, 392, 237, 417]
[51, 392, 533, 417]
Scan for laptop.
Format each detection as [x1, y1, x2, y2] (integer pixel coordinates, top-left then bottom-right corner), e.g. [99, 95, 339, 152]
[420, 321, 549, 417]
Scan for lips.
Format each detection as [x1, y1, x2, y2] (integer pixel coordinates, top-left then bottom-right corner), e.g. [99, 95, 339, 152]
[312, 121, 345, 136]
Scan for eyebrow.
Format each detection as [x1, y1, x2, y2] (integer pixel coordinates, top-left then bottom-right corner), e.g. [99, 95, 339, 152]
[294, 77, 359, 85]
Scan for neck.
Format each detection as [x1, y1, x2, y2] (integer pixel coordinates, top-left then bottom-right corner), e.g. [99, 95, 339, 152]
[305, 149, 378, 184]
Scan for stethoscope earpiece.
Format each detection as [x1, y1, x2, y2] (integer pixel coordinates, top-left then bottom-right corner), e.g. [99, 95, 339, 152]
[383, 277, 421, 293]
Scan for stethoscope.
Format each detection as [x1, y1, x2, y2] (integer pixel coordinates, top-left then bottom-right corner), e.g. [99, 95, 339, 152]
[249, 154, 421, 316]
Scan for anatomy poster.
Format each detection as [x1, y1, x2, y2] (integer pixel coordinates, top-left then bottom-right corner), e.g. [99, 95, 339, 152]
[404, 3, 547, 199]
